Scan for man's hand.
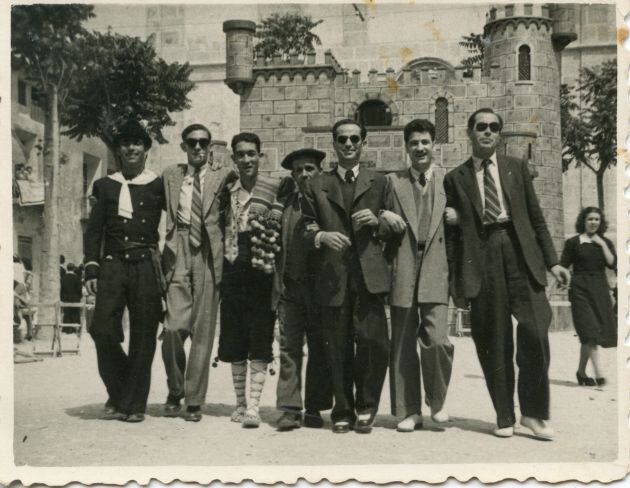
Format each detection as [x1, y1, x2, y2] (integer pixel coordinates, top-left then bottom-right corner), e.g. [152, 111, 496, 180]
[320, 231, 352, 252]
[551, 264, 571, 288]
[86, 278, 98, 296]
[379, 210, 406, 234]
[444, 207, 459, 226]
[351, 209, 378, 229]
[209, 153, 222, 171]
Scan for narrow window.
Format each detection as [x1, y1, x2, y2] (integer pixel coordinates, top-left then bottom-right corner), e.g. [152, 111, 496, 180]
[518, 45, 531, 81]
[435, 97, 448, 143]
[18, 80, 27, 106]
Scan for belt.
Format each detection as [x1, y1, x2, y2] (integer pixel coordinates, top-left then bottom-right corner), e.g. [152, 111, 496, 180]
[484, 221, 513, 233]
[177, 221, 191, 229]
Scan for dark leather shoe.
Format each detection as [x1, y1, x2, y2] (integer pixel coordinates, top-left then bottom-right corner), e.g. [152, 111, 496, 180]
[123, 413, 145, 423]
[185, 409, 202, 422]
[303, 410, 324, 429]
[277, 411, 301, 431]
[333, 421, 352, 434]
[596, 377, 607, 386]
[164, 396, 182, 417]
[355, 413, 375, 433]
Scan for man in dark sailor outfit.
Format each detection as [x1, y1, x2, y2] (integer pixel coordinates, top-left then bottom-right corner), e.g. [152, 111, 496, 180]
[84, 120, 165, 423]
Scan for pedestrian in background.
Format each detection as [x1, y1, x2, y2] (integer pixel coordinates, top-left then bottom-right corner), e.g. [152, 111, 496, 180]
[560, 207, 616, 387]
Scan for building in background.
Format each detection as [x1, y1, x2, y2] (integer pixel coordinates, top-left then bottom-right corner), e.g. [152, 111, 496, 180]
[11, 73, 112, 300]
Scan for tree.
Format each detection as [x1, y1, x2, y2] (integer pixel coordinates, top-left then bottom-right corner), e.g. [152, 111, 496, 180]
[11, 5, 94, 326]
[459, 32, 486, 71]
[254, 13, 323, 60]
[62, 30, 195, 159]
[561, 60, 616, 210]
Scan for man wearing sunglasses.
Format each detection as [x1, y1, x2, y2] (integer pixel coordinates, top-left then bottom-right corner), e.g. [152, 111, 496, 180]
[160, 123, 237, 422]
[444, 108, 570, 439]
[301, 119, 397, 434]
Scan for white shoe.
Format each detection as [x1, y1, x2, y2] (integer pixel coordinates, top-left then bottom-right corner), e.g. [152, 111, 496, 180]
[520, 416, 554, 440]
[396, 414, 423, 432]
[431, 408, 449, 423]
[493, 425, 514, 438]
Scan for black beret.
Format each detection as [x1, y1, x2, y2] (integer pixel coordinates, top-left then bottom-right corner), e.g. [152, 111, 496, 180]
[280, 148, 326, 170]
[114, 120, 152, 149]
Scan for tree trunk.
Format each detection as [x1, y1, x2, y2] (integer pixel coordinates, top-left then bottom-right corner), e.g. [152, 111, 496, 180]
[37, 85, 61, 326]
[596, 168, 605, 211]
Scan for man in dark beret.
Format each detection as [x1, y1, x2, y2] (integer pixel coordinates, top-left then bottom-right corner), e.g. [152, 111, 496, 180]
[273, 148, 332, 431]
[84, 119, 166, 423]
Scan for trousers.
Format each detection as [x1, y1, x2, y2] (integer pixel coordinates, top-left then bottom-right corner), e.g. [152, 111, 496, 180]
[470, 227, 552, 428]
[276, 277, 332, 412]
[90, 255, 162, 415]
[161, 228, 220, 406]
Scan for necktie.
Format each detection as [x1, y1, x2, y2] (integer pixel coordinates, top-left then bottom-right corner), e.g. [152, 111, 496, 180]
[418, 172, 427, 187]
[189, 169, 203, 248]
[482, 159, 501, 224]
[344, 170, 355, 184]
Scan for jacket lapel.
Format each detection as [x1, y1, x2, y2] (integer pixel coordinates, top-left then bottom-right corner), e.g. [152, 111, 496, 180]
[169, 165, 186, 220]
[496, 154, 513, 212]
[352, 168, 374, 206]
[427, 170, 446, 242]
[203, 167, 222, 219]
[394, 173, 419, 242]
[459, 158, 483, 220]
[322, 172, 346, 212]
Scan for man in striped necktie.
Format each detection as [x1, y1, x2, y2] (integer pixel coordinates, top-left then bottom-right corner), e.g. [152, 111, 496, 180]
[160, 124, 237, 422]
[444, 108, 570, 440]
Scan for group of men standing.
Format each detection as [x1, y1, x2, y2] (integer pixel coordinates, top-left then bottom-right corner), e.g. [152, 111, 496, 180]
[84, 107, 569, 440]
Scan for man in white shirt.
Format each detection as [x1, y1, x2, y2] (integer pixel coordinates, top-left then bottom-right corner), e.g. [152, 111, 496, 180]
[444, 108, 570, 439]
[161, 124, 236, 422]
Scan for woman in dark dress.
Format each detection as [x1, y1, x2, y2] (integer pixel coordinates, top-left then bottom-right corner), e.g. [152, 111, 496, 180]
[560, 207, 616, 387]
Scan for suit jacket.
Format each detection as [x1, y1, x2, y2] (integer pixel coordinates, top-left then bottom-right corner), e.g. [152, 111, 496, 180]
[60, 271, 83, 303]
[301, 167, 392, 307]
[271, 188, 314, 310]
[161, 164, 237, 285]
[385, 169, 449, 307]
[444, 155, 558, 300]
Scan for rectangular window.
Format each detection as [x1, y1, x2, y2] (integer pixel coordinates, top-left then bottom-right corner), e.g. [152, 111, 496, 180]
[17, 236, 33, 270]
[18, 80, 27, 106]
[505, 4, 514, 17]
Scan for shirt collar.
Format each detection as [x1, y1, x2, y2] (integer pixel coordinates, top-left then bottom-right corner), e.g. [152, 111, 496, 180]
[409, 165, 433, 183]
[472, 152, 498, 172]
[336, 163, 360, 181]
[186, 163, 208, 177]
[579, 233, 593, 244]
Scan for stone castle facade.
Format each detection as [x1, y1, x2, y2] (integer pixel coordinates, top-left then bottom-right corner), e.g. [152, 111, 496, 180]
[224, 4, 579, 253]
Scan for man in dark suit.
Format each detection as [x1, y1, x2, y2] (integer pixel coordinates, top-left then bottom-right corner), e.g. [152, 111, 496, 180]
[60, 262, 83, 331]
[160, 124, 236, 422]
[301, 119, 394, 434]
[84, 120, 165, 423]
[273, 148, 332, 431]
[444, 108, 570, 439]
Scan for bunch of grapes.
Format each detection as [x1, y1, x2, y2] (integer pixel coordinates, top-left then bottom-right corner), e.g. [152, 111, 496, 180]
[250, 214, 281, 274]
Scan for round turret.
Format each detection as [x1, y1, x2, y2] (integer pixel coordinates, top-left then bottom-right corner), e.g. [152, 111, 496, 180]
[223, 20, 257, 95]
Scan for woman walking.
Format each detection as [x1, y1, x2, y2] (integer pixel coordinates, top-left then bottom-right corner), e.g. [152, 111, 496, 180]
[560, 207, 617, 387]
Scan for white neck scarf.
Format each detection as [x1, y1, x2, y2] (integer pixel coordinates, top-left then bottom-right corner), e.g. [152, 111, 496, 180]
[108, 169, 158, 218]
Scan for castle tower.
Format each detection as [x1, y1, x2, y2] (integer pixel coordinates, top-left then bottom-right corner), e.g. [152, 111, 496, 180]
[482, 3, 576, 254]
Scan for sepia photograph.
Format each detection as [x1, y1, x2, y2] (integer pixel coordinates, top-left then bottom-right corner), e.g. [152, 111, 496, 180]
[4, 0, 628, 484]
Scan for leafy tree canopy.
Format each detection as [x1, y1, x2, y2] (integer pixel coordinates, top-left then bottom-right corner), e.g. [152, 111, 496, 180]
[254, 12, 323, 60]
[459, 32, 486, 69]
[11, 5, 94, 96]
[62, 30, 195, 152]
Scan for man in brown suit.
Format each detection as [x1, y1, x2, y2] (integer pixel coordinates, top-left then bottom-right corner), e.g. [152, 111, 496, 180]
[273, 148, 332, 431]
[380, 119, 453, 432]
[301, 119, 395, 434]
[160, 124, 236, 422]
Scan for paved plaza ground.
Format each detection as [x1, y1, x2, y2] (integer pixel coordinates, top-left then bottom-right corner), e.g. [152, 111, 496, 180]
[13, 330, 619, 467]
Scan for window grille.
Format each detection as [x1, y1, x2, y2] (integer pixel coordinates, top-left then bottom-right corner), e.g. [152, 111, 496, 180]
[518, 45, 531, 81]
[435, 97, 449, 143]
[355, 99, 392, 127]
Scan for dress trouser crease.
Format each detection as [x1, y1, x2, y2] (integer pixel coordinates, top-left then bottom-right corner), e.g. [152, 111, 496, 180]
[470, 227, 551, 428]
[161, 228, 220, 406]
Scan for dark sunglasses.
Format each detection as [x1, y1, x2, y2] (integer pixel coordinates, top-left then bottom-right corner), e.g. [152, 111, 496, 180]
[474, 122, 501, 133]
[336, 135, 362, 145]
[185, 138, 210, 149]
